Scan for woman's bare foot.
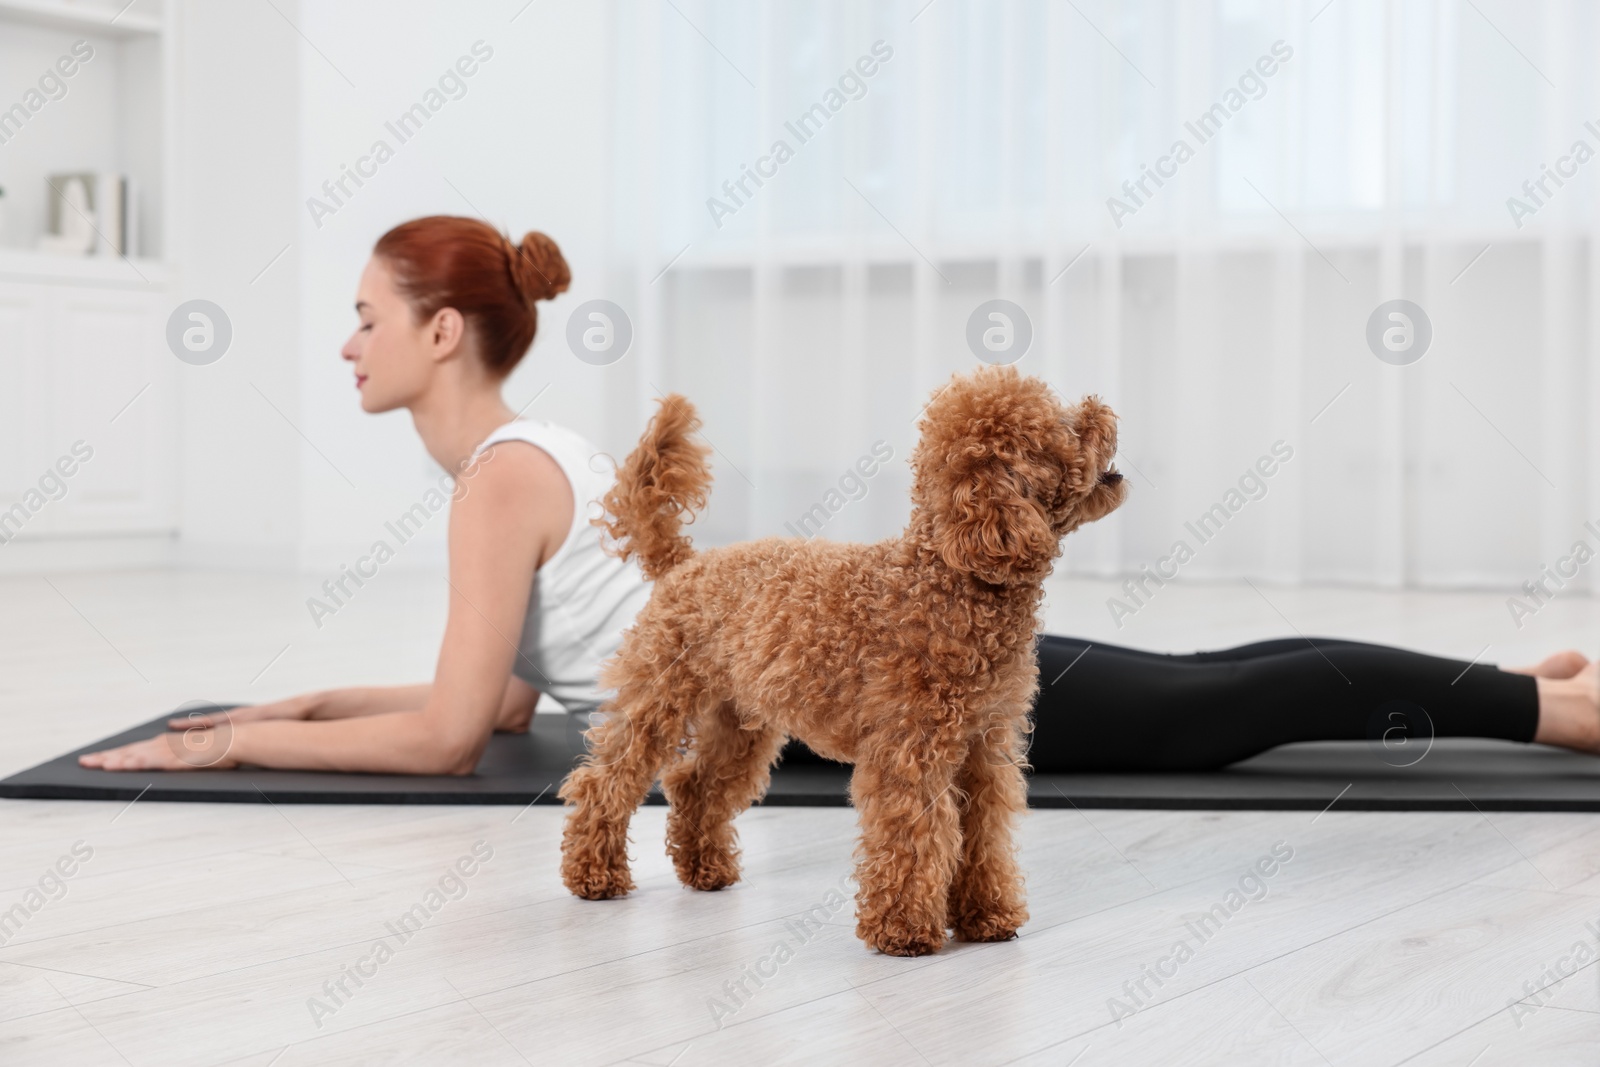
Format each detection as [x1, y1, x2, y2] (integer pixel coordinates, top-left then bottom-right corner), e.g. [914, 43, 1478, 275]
[1533, 661, 1600, 754]
[1507, 649, 1590, 679]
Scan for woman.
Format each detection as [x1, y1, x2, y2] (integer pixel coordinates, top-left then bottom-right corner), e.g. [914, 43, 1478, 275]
[80, 216, 1600, 774]
[84, 217, 622, 774]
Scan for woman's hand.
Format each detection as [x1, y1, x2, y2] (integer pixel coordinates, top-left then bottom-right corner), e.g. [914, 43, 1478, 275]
[80, 696, 322, 772]
[78, 728, 241, 772]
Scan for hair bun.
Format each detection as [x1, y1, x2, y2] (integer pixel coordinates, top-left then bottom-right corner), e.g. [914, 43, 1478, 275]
[507, 230, 571, 304]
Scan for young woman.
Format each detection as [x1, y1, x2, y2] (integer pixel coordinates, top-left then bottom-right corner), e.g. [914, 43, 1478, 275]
[83, 217, 635, 774]
[79, 216, 1600, 774]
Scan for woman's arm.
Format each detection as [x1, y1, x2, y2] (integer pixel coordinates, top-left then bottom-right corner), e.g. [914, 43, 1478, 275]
[167, 676, 540, 730]
[304, 684, 436, 719]
[80, 442, 572, 774]
[162, 684, 432, 730]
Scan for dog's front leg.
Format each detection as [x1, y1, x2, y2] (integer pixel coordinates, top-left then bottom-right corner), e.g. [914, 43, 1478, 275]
[948, 722, 1029, 943]
[850, 739, 965, 957]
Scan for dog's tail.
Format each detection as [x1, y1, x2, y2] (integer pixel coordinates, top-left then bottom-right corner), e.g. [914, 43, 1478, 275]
[591, 394, 713, 580]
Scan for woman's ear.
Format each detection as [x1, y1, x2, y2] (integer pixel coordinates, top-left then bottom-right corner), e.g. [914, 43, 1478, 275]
[428, 307, 468, 363]
[931, 460, 1058, 585]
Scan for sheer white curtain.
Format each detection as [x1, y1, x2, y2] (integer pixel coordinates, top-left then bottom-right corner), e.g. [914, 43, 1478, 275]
[599, 0, 1600, 594]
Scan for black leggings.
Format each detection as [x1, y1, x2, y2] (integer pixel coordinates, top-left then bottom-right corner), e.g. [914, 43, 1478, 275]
[1026, 635, 1538, 771]
[782, 634, 1539, 772]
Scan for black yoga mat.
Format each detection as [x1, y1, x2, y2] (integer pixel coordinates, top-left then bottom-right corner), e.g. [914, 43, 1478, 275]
[4, 706, 1600, 811]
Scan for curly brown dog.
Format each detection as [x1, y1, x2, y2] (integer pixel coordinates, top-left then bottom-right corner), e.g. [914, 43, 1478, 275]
[558, 364, 1128, 956]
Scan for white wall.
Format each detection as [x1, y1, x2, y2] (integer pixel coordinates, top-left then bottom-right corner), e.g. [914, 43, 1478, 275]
[14, 0, 1597, 618]
[170, 0, 303, 568]
[291, 0, 615, 576]
[170, 0, 617, 578]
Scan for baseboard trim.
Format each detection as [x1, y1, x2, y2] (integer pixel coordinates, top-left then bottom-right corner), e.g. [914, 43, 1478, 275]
[0, 532, 179, 573]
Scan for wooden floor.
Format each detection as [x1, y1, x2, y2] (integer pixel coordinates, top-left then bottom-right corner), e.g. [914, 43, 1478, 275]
[1, 567, 1598, 1065]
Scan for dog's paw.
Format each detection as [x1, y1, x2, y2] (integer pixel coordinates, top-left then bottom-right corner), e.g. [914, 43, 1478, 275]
[858, 917, 946, 957]
[562, 856, 635, 901]
[952, 910, 1024, 943]
[669, 845, 741, 892]
[949, 879, 1028, 943]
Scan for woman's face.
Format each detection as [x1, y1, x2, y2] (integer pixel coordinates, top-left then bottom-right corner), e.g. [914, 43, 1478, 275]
[341, 257, 446, 414]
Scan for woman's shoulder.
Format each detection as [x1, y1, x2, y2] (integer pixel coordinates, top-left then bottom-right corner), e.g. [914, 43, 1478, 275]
[478, 417, 560, 449]
[452, 432, 575, 566]
[477, 419, 605, 465]
[457, 436, 571, 518]
[476, 419, 617, 491]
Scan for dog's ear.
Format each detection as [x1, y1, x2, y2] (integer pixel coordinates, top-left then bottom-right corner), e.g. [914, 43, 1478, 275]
[928, 456, 1059, 585]
[1069, 396, 1119, 482]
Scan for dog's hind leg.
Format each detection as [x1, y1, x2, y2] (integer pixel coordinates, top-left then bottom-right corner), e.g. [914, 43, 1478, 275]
[850, 733, 966, 957]
[661, 699, 785, 891]
[558, 675, 691, 901]
[948, 723, 1029, 943]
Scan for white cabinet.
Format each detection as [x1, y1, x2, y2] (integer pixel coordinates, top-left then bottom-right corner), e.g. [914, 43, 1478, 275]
[0, 0, 176, 551]
[0, 267, 176, 541]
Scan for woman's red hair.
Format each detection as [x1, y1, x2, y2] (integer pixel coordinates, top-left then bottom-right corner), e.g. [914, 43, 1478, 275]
[374, 216, 571, 377]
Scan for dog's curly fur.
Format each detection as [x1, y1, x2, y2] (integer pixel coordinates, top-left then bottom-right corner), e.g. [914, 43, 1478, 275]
[559, 365, 1128, 957]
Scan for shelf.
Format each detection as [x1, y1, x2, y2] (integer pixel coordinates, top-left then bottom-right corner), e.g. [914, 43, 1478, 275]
[0, 0, 162, 37]
[0, 247, 167, 287]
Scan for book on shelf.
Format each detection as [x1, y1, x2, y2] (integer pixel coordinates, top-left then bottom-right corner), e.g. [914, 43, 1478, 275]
[41, 171, 137, 257]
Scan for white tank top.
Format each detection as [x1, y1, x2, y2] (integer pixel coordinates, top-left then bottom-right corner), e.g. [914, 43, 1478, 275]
[472, 418, 653, 713]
